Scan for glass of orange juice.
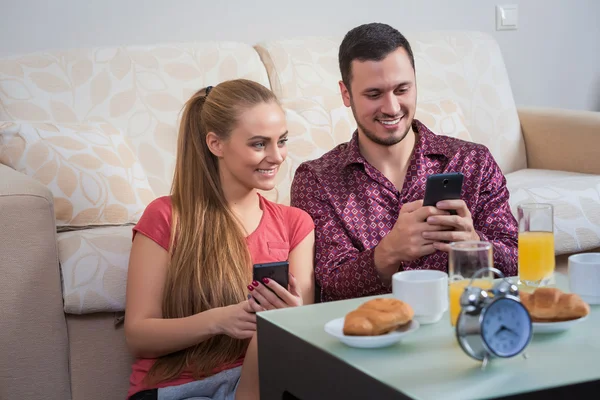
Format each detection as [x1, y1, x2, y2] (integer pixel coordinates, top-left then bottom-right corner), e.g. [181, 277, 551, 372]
[448, 241, 494, 326]
[518, 203, 555, 287]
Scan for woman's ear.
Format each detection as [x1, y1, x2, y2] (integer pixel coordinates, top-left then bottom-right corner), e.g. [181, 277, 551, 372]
[206, 131, 224, 157]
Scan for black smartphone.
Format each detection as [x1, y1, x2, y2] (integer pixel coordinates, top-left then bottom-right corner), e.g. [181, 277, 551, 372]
[422, 172, 464, 215]
[252, 261, 289, 289]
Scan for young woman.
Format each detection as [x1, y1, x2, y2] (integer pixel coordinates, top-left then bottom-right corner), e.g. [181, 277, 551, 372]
[124, 79, 315, 400]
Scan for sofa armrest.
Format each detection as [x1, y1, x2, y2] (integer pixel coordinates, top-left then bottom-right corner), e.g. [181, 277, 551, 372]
[518, 107, 600, 175]
[0, 164, 71, 400]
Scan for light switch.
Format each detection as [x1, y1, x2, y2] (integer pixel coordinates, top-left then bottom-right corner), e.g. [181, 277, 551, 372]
[496, 4, 518, 31]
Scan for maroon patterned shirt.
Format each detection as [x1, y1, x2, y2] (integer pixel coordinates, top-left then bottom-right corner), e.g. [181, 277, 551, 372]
[290, 120, 518, 302]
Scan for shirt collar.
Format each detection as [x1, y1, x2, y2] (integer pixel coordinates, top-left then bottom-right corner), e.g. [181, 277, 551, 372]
[341, 119, 455, 169]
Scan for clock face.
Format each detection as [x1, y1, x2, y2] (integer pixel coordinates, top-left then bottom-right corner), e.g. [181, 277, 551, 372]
[481, 297, 532, 358]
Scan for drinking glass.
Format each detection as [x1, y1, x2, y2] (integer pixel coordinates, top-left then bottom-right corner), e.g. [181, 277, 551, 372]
[448, 241, 494, 326]
[518, 203, 555, 287]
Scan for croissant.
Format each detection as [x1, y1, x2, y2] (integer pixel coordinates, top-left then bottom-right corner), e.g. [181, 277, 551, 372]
[343, 298, 414, 336]
[520, 288, 590, 322]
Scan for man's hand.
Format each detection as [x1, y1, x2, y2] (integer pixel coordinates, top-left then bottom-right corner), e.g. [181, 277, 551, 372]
[374, 200, 452, 282]
[422, 199, 480, 251]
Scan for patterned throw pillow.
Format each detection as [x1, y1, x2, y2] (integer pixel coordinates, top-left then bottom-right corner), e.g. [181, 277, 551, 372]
[0, 122, 155, 227]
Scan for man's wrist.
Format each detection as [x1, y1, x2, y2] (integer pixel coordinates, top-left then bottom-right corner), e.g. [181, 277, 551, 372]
[373, 240, 401, 284]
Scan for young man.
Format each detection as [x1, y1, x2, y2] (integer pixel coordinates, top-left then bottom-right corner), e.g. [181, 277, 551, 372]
[290, 23, 518, 302]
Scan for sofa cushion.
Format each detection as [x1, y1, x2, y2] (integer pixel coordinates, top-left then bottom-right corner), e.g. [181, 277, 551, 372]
[415, 98, 472, 142]
[0, 122, 155, 227]
[255, 31, 526, 175]
[58, 225, 133, 314]
[506, 169, 600, 254]
[0, 42, 272, 197]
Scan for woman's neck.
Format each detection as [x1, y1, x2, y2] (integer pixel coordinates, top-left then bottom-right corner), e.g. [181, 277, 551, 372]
[226, 187, 260, 214]
[220, 171, 262, 235]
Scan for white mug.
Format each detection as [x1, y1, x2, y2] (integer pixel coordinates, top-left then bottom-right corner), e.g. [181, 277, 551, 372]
[568, 253, 600, 304]
[392, 270, 449, 324]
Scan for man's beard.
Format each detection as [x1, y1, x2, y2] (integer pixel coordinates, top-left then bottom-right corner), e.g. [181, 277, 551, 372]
[350, 101, 412, 147]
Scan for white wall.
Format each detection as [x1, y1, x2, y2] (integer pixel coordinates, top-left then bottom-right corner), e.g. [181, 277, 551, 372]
[1, 0, 599, 111]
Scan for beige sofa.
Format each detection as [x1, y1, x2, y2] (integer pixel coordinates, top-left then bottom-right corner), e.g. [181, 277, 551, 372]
[1, 31, 599, 400]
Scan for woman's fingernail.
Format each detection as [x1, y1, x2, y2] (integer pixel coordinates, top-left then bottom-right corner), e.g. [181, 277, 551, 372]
[247, 285, 254, 291]
[252, 280, 259, 287]
[262, 278, 270, 284]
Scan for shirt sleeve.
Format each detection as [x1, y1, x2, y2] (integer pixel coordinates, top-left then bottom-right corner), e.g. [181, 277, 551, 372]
[472, 152, 519, 277]
[132, 196, 172, 252]
[285, 206, 315, 251]
[291, 164, 387, 302]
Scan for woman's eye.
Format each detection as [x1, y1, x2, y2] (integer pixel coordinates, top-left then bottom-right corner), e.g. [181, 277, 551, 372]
[278, 138, 289, 146]
[252, 142, 265, 149]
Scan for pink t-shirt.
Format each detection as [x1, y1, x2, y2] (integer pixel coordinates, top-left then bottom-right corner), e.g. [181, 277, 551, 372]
[127, 193, 314, 398]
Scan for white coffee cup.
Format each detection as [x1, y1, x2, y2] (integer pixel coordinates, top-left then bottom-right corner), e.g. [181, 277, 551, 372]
[568, 253, 600, 304]
[392, 270, 449, 324]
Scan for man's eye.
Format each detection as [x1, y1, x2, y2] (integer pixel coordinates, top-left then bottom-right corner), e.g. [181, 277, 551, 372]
[367, 93, 380, 99]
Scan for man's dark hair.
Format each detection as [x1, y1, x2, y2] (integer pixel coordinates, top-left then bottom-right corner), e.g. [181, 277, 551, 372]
[338, 23, 415, 90]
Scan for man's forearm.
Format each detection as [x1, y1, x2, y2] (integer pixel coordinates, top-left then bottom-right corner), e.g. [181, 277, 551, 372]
[317, 248, 390, 302]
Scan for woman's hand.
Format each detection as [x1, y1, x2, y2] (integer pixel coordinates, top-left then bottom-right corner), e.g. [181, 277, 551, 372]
[214, 300, 262, 339]
[247, 273, 302, 310]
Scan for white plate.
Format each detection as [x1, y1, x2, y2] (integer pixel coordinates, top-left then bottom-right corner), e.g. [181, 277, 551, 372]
[324, 317, 419, 348]
[532, 315, 589, 334]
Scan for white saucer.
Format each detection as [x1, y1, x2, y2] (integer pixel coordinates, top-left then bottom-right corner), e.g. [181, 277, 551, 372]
[324, 317, 419, 348]
[532, 315, 589, 334]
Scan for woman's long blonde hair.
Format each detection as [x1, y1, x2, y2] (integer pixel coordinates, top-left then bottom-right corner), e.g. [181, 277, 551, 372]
[145, 79, 279, 384]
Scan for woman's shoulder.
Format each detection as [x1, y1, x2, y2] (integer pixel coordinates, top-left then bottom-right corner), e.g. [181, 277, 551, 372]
[148, 195, 172, 208]
[259, 194, 311, 223]
[259, 195, 314, 248]
[133, 196, 173, 251]
[138, 195, 173, 225]
[145, 195, 172, 213]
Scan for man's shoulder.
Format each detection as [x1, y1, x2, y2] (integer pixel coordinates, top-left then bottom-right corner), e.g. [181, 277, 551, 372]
[429, 131, 494, 163]
[295, 141, 352, 179]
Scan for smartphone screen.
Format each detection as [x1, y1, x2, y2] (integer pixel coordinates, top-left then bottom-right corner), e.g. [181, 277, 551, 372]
[423, 172, 464, 214]
[252, 261, 289, 289]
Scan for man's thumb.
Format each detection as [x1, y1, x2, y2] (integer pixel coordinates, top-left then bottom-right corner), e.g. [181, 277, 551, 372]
[400, 199, 423, 214]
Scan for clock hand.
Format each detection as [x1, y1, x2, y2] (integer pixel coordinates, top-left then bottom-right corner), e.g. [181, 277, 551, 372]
[495, 325, 518, 338]
[505, 328, 519, 337]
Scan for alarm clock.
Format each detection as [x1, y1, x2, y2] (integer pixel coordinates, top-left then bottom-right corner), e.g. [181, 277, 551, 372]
[455, 267, 533, 368]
